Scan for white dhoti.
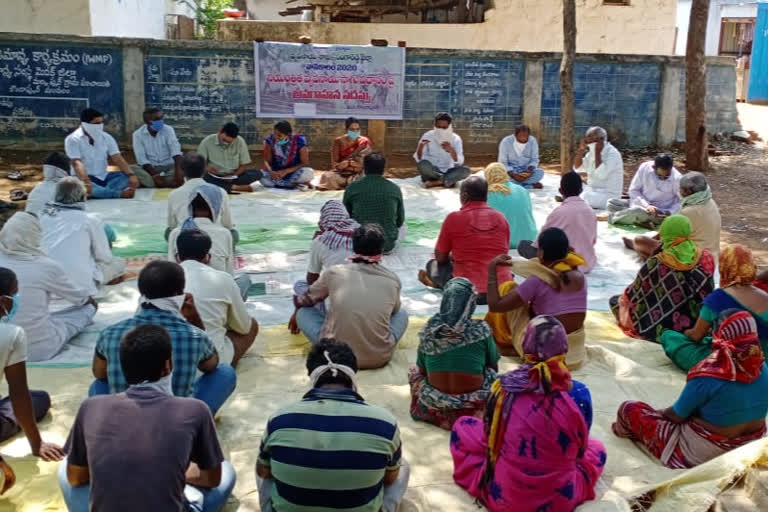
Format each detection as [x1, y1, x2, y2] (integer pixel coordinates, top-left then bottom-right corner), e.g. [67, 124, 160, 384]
[582, 186, 617, 210]
[97, 256, 126, 286]
[27, 303, 97, 362]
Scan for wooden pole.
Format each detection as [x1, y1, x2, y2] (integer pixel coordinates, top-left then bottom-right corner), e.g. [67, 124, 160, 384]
[685, 0, 710, 172]
[559, 0, 576, 174]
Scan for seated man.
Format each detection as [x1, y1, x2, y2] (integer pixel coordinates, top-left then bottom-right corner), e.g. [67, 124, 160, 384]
[59, 324, 235, 512]
[343, 153, 405, 253]
[497, 124, 544, 189]
[176, 229, 258, 368]
[257, 340, 409, 512]
[625, 171, 722, 261]
[167, 182, 250, 299]
[294, 224, 409, 369]
[131, 107, 182, 189]
[0, 213, 97, 362]
[0, 267, 65, 464]
[518, 172, 597, 273]
[414, 112, 470, 188]
[260, 120, 315, 189]
[573, 126, 624, 210]
[90, 261, 236, 416]
[608, 154, 681, 227]
[419, 176, 512, 304]
[26, 152, 71, 216]
[167, 152, 236, 243]
[198, 122, 262, 193]
[40, 178, 128, 296]
[65, 108, 139, 199]
[317, 117, 372, 191]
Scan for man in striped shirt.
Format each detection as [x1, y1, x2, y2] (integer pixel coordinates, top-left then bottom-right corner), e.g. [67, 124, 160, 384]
[256, 340, 410, 512]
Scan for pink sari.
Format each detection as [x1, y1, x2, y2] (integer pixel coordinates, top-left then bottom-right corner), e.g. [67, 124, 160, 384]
[450, 392, 606, 512]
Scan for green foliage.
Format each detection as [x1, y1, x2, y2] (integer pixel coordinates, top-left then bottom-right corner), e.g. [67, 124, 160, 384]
[175, 0, 235, 39]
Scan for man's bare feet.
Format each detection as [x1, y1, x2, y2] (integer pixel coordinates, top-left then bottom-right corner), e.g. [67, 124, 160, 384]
[622, 237, 636, 251]
[107, 272, 138, 286]
[418, 269, 438, 288]
[120, 188, 136, 199]
[424, 180, 444, 189]
[231, 184, 253, 193]
[532, 182, 544, 189]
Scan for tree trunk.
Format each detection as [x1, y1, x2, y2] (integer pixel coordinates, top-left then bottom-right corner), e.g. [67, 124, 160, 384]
[685, 0, 709, 172]
[559, 0, 576, 174]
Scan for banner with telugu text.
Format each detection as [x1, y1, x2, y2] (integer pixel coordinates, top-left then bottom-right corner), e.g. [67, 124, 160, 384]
[254, 42, 404, 120]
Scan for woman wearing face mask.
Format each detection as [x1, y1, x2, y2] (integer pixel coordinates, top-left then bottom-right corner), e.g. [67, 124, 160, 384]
[261, 120, 315, 190]
[0, 266, 66, 495]
[317, 117, 372, 191]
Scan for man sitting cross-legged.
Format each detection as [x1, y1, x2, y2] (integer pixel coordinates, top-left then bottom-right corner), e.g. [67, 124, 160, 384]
[59, 324, 235, 512]
[256, 340, 410, 512]
[608, 154, 681, 228]
[294, 224, 409, 369]
[176, 229, 258, 368]
[90, 261, 236, 416]
[414, 112, 470, 188]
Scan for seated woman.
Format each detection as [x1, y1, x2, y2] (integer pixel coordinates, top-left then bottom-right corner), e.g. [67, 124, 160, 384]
[317, 117, 371, 191]
[408, 277, 499, 430]
[614, 309, 768, 469]
[661, 244, 768, 371]
[451, 316, 605, 512]
[486, 227, 588, 369]
[610, 215, 715, 342]
[483, 163, 537, 249]
[261, 120, 314, 189]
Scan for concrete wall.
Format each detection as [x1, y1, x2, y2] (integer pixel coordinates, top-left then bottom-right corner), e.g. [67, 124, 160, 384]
[89, 0, 167, 39]
[219, 0, 677, 55]
[0, 0, 92, 36]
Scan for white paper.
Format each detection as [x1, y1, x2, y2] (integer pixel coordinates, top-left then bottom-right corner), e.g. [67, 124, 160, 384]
[293, 102, 317, 117]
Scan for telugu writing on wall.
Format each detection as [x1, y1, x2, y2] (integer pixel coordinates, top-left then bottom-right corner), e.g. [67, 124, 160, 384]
[144, 50, 256, 144]
[255, 42, 405, 120]
[0, 44, 123, 142]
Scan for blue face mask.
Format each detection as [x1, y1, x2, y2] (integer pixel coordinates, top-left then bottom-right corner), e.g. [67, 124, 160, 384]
[276, 138, 290, 146]
[150, 119, 164, 132]
[347, 130, 360, 140]
[1, 294, 18, 323]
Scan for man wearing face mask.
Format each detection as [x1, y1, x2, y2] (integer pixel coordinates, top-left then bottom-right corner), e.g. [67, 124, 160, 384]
[65, 108, 139, 199]
[198, 122, 263, 193]
[572, 126, 624, 210]
[131, 108, 183, 188]
[90, 261, 236, 416]
[414, 112, 470, 188]
[608, 154, 682, 228]
[497, 124, 545, 189]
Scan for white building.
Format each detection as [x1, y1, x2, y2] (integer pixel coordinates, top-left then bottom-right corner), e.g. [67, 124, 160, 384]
[676, 0, 760, 56]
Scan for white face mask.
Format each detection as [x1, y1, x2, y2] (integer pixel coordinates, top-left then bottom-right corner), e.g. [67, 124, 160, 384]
[436, 125, 454, 143]
[588, 142, 598, 152]
[137, 294, 186, 318]
[130, 372, 174, 396]
[82, 122, 104, 135]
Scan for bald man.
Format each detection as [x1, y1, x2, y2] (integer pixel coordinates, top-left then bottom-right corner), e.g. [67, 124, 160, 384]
[418, 176, 512, 303]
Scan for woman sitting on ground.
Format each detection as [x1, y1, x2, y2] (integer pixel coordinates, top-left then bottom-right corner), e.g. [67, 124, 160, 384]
[614, 309, 768, 469]
[317, 117, 372, 191]
[610, 214, 715, 342]
[408, 277, 499, 430]
[451, 315, 605, 512]
[483, 162, 537, 249]
[486, 227, 588, 369]
[661, 244, 768, 371]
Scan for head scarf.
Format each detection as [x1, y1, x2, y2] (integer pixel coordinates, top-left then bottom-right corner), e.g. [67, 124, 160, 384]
[419, 277, 491, 355]
[656, 215, 702, 270]
[0, 212, 45, 260]
[681, 186, 712, 208]
[719, 244, 757, 288]
[484, 163, 510, 195]
[482, 316, 572, 484]
[317, 200, 359, 251]
[181, 183, 222, 231]
[688, 309, 764, 383]
[42, 164, 70, 183]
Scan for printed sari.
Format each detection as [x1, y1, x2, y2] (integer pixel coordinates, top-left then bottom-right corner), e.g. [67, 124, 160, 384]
[319, 136, 372, 190]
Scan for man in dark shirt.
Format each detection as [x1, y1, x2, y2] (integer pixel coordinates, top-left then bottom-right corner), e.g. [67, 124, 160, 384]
[58, 324, 236, 512]
[343, 153, 405, 253]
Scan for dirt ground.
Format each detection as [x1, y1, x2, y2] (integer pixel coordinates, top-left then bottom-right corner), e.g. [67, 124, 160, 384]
[1, 103, 766, 263]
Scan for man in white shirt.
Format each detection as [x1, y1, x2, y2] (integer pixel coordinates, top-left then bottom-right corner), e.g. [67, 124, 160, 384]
[497, 124, 544, 189]
[573, 126, 624, 209]
[40, 178, 127, 296]
[0, 212, 97, 362]
[26, 152, 72, 217]
[64, 108, 139, 199]
[130, 108, 182, 189]
[608, 154, 682, 227]
[176, 230, 258, 368]
[166, 152, 236, 244]
[414, 112, 470, 188]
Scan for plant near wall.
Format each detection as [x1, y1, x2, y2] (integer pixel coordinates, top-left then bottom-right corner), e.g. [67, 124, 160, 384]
[175, 0, 235, 39]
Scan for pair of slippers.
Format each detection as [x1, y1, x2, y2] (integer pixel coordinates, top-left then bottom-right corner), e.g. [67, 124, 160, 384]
[5, 171, 26, 202]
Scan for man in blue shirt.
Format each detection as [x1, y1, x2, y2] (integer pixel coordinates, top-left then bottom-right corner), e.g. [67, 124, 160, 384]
[89, 261, 236, 415]
[497, 124, 544, 189]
